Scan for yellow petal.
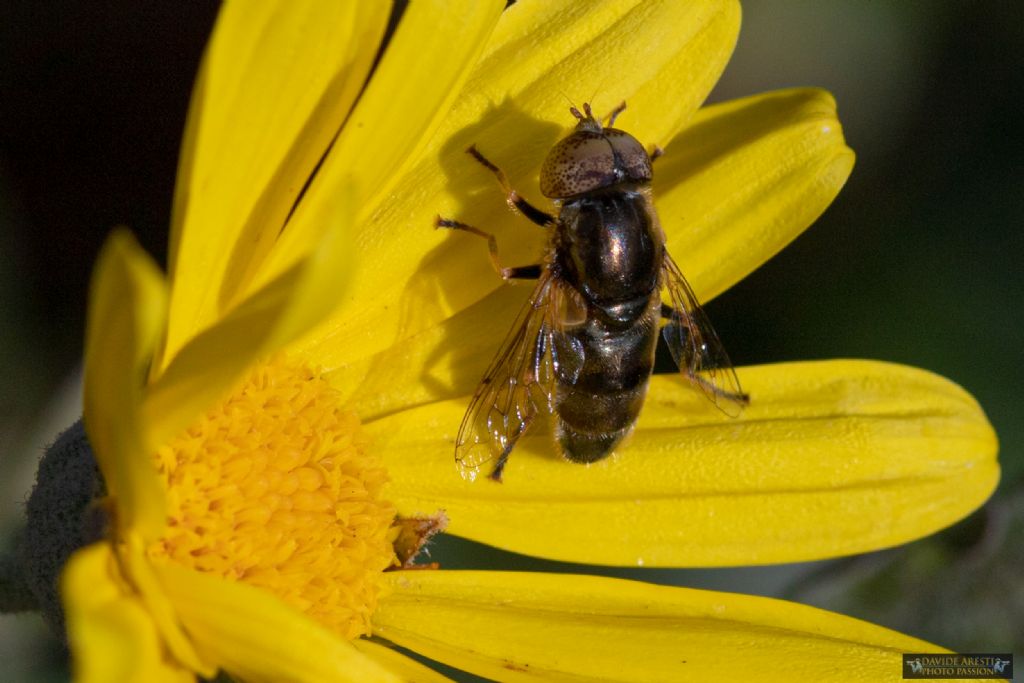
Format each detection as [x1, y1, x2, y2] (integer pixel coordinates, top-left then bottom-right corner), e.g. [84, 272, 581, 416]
[657, 88, 855, 302]
[122, 538, 213, 676]
[258, 0, 506, 293]
[331, 283, 523, 417]
[374, 570, 945, 682]
[371, 360, 998, 566]
[62, 544, 192, 683]
[82, 230, 167, 540]
[161, 1, 389, 371]
[155, 561, 400, 683]
[292, 0, 741, 376]
[352, 639, 456, 683]
[143, 183, 358, 449]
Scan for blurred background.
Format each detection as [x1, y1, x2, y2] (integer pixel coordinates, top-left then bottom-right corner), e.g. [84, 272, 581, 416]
[1, 2, 1020, 680]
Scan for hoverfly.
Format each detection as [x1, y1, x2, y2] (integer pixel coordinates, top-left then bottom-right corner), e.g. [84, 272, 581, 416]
[438, 102, 748, 482]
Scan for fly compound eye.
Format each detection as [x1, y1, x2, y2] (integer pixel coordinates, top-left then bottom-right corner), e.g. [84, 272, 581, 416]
[540, 131, 616, 198]
[605, 129, 652, 186]
[539, 129, 653, 199]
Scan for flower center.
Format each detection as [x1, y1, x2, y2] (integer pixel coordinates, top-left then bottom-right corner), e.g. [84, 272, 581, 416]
[147, 357, 397, 639]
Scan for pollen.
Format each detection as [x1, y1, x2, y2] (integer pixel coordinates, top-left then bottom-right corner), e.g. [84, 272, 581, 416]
[148, 356, 397, 639]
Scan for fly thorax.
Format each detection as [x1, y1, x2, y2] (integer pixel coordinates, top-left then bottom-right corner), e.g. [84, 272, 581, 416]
[557, 190, 661, 320]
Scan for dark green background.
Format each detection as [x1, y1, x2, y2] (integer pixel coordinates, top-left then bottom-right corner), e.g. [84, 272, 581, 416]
[1, 2, 1020, 680]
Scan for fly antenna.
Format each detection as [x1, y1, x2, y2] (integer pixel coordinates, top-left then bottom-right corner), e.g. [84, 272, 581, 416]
[587, 79, 604, 112]
[559, 89, 584, 123]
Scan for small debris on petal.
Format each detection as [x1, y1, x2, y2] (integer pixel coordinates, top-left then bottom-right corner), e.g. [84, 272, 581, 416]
[390, 511, 448, 569]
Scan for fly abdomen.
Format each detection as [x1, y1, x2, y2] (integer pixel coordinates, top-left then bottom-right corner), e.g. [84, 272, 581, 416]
[553, 300, 659, 463]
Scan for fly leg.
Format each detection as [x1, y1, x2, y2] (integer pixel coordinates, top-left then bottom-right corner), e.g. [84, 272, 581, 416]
[488, 412, 536, 482]
[605, 101, 627, 127]
[466, 145, 554, 227]
[601, 100, 662, 161]
[688, 374, 750, 405]
[444, 145, 550, 280]
[435, 218, 541, 281]
[602, 100, 661, 164]
[489, 445, 512, 482]
[659, 303, 750, 405]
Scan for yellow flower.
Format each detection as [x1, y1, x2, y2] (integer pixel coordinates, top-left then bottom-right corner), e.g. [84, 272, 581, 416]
[57, 1, 998, 681]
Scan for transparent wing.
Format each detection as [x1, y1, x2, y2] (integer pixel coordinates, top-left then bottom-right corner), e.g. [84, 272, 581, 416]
[661, 252, 748, 417]
[455, 272, 563, 481]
